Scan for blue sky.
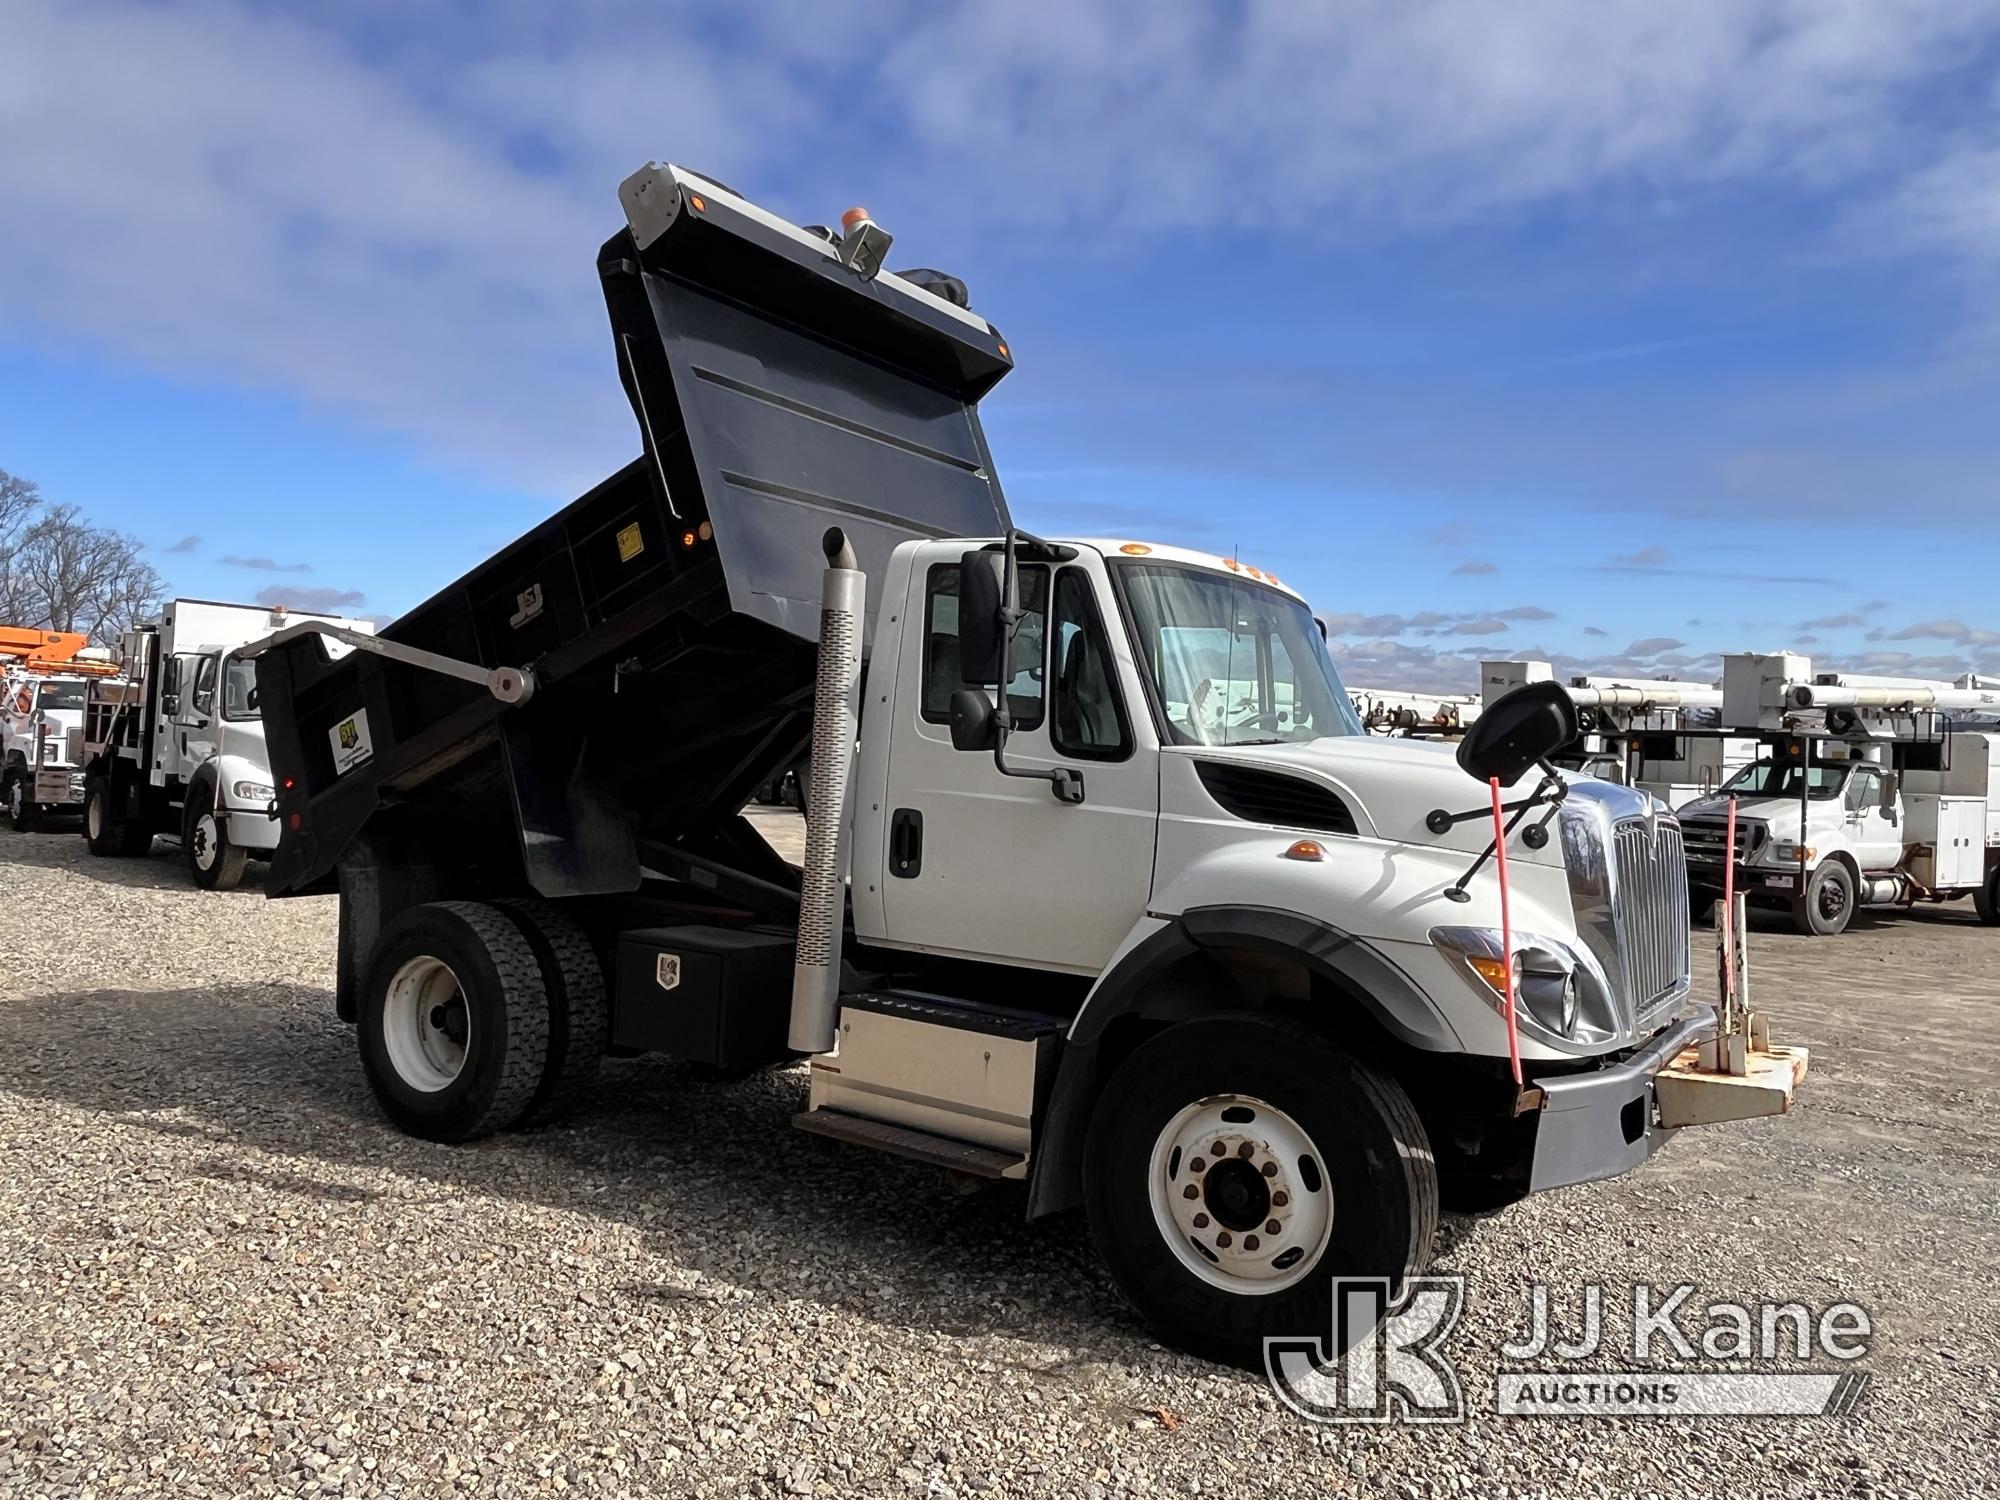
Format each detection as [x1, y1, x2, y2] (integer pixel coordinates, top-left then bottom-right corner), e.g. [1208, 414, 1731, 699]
[4, 1, 2000, 690]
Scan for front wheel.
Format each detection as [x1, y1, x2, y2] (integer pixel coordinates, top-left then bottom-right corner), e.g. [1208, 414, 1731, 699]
[1792, 861, 1855, 936]
[6, 769, 38, 832]
[186, 804, 248, 890]
[1083, 1016, 1437, 1366]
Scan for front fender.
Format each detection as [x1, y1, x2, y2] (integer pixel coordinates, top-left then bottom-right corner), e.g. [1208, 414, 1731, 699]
[1026, 901, 1471, 1220]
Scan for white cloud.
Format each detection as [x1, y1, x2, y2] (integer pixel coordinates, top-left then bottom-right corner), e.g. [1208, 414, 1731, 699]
[2, 0, 1996, 497]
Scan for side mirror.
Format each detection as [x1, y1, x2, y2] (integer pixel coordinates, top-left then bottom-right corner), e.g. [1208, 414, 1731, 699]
[944, 688, 992, 752]
[1879, 772, 1899, 814]
[957, 549, 1007, 686]
[162, 693, 179, 718]
[948, 687, 997, 752]
[1456, 681, 1578, 787]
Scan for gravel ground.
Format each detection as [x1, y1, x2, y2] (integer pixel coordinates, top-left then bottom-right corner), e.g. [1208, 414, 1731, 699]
[2, 812, 1996, 1499]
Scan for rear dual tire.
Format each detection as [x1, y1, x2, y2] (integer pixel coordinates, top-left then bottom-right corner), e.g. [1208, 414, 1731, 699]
[359, 899, 607, 1142]
[1975, 865, 2000, 927]
[1083, 1016, 1437, 1366]
[84, 774, 154, 857]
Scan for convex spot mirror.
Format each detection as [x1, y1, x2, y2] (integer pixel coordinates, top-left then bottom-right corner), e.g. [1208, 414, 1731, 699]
[1457, 681, 1578, 787]
[956, 549, 1007, 688]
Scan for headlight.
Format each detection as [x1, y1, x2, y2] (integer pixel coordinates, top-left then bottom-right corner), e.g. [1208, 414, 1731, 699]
[1430, 925, 1619, 1047]
[233, 780, 275, 801]
[1771, 841, 1815, 864]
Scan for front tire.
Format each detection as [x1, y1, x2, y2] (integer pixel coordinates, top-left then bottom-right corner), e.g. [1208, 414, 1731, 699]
[1083, 1016, 1437, 1365]
[359, 902, 552, 1142]
[6, 769, 38, 832]
[1792, 861, 1855, 936]
[185, 803, 247, 890]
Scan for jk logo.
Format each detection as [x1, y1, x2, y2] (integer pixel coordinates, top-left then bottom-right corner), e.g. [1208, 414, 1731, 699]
[1265, 1277, 1467, 1424]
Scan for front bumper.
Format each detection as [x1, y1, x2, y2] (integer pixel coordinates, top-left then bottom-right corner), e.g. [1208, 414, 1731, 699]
[1686, 858, 1801, 897]
[1528, 1009, 1717, 1192]
[32, 767, 85, 806]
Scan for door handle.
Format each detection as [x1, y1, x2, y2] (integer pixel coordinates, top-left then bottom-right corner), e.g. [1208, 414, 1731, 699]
[890, 808, 924, 878]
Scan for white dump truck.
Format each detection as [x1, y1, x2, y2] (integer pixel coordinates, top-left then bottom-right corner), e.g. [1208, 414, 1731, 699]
[78, 598, 374, 888]
[245, 165, 1802, 1362]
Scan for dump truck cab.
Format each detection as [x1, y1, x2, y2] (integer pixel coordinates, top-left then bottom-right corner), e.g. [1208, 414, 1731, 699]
[249, 163, 1802, 1364]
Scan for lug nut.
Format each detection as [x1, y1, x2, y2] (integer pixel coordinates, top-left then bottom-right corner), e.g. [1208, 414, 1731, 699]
[1215, 1231, 1232, 1248]
[1260, 1161, 1278, 1178]
[1210, 1141, 1226, 1157]
[1189, 1157, 1206, 1173]
[1192, 1214, 1209, 1229]
[1265, 1219, 1281, 1235]
[1182, 1184, 1199, 1200]
[1237, 1142, 1256, 1159]
[1272, 1191, 1289, 1208]
[1244, 1235, 1260, 1251]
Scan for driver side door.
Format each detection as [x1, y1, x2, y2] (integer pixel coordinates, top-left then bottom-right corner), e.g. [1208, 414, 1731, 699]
[873, 556, 1160, 974]
[1844, 766, 1903, 871]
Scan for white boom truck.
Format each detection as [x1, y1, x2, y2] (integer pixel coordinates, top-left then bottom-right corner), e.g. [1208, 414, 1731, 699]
[78, 598, 374, 888]
[1, 629, 121, 831]
[247, 165, 1803, 1362]
[1673, 653, 2000, 935]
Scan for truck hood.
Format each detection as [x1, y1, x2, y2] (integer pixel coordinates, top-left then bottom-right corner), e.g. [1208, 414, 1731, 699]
[1676, 792, 1808, 830]
[1169, 735, 1581, 864]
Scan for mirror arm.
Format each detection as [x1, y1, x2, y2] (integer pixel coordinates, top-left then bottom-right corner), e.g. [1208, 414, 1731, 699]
[1441, 767, 1564, 905]
[985, 527, 1085, 805]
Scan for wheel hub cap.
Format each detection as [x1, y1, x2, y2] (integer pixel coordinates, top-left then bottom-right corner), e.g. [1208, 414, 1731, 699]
[1148, 1094, 1335, 1293]
[382, 956, 470, 1092]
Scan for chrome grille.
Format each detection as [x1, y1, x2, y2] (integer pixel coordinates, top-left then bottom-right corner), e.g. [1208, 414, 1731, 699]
[1612, 819, 1690, 1018]
[1680, 817, 1760, 865]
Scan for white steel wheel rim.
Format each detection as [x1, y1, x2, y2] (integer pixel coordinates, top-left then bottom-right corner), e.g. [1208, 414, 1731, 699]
[8, 779, 21, 816]
[86, 790, 103, 839]
[382, 955, 471, 1092]
[192, 812, 221, 870]
[1148, 1093, 1335, 1295]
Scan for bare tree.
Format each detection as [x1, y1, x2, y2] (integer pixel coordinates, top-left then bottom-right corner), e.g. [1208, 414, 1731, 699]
[0, 468, 39, 623]
[0, 472, 164, 645]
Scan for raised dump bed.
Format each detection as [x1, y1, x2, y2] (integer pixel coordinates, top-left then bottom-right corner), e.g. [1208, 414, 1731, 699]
[256, 165, 1014, 927]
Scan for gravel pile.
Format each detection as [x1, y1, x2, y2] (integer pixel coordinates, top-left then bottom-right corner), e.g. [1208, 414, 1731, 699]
[1, 820, 1995, 1498]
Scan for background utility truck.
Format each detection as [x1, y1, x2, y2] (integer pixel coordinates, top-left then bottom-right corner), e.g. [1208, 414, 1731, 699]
[1676, 653, 2000, 936]
[249, 164, 1798, 1362]
[79, 599, 374, 888]
[2, 627, 119, 831]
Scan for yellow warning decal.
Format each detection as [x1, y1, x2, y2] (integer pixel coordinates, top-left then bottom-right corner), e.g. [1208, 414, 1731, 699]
[616, 522, 645, 562]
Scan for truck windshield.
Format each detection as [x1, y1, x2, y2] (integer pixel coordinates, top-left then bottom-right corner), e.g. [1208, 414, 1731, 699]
[222, 656, 260, 721]
[38, 682, 87, 711]
[1112, 563, 1362, 746]
[1719, 759, 1847, 800]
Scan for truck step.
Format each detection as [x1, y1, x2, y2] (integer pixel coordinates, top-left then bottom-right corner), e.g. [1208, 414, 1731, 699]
[839, 988, 1067, 1042]
[792, 1108, 1026, 1179]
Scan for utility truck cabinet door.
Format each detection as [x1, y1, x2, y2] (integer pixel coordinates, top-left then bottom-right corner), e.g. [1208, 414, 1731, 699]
[870, 554, 1158, 974]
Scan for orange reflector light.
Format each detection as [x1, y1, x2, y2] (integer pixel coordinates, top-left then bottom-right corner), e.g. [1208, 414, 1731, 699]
[682, 530, 698, 547]
[1119, 543, 1152, 556]
[841, 206, 870, 232]
[689, 194, 706, 212]
[1466, 954, 1518, 994]
[1223, 558, 1240, 571]
[1246, 566, 1264, 580]
[997, 342, 1009, 357]
[1282, 839, 1326, 862]
[697, 520, 714, 541]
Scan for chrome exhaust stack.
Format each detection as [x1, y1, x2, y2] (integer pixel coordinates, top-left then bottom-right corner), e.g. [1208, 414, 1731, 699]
[788, 528, 866, 1054]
